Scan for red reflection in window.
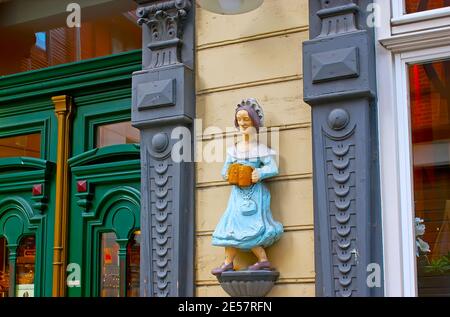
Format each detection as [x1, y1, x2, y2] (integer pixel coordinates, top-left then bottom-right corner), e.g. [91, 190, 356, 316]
[100, 232, 119, 297]
[126, 231, 140, 297]
[409, 60, 450, 297]
[0, 133, 41, 159]
[15, 236, 36, 297]
[406, 0, 450, 14]
[100, 231, 140, 297]
[0, 237, 9, 297]
[0, 5, 140, 76]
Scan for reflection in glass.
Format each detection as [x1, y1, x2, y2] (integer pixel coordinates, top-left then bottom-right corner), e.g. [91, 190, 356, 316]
[0, 133, 41, 159]
[126, 231, 140, 297]
[409, 60, 450, 296]
[96, 121, 140, 148]
[0, 3, 140, 76]
[15, 236, 35, 297]
[35, 32, 46, 51]
[406, 0, 450, 14]
[0, 238, 9, 297]
[100, 232, 119, 297]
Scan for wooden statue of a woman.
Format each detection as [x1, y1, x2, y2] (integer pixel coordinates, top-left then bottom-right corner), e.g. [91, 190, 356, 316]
[211, 98, 283, 275]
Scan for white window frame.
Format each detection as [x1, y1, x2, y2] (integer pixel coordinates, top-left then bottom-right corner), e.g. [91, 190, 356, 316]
[376, 0, 450, 297]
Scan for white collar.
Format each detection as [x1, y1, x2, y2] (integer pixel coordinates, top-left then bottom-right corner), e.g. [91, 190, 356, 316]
[227, 143, 276, 159]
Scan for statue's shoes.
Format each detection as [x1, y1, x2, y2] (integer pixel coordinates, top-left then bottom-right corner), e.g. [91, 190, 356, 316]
[248, 260, 272, 271]
[211, 262, 234, 276]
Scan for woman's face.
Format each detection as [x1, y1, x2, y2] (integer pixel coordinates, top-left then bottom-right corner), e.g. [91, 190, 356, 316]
[236, 110, 254, 135]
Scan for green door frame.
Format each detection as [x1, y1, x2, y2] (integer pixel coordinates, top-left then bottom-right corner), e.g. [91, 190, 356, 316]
[0, 103, 57, 297]
[0, 158, 53, 297]
[68, 144, 141, 297]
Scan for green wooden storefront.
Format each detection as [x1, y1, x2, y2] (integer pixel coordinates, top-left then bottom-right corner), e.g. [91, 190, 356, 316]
[0, 50, 142, 297]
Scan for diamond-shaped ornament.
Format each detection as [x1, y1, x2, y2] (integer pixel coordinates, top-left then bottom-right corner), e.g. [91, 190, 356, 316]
[32, 184, 43, 196]
[77, 180, 87, 193]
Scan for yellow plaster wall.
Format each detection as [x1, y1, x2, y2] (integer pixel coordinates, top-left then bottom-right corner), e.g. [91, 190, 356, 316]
[195, 0, 314, 297]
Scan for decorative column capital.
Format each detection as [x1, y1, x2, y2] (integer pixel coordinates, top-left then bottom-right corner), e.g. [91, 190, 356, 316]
[136, 0, 192, 21]
[135, 0, 192, 69]
[52, 95, 74, 115]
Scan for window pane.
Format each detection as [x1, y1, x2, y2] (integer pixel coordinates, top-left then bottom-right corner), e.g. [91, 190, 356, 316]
[0, 133, 41, 159]
[0, 238, 9, 298]
[96, 121, 140, 148]
[406, 0, 450, 14]
[409, 60, 450, 297]
[15, 236, 35, 297]
[126, 231, 140, 297]
[0, 3, 140, 76]
[100, 232, 119, 297]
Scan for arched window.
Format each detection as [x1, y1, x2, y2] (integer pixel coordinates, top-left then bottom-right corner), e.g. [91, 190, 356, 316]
[15, 236, 36, 297]
[100, 230, 140, 297]
[100, 232, 120, 297]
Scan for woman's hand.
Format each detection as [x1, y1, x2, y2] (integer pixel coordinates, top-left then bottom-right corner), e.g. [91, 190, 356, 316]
[251, 169, 260, 183]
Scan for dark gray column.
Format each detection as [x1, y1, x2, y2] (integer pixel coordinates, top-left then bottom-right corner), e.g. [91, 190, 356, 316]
[303, 0, 383, 297]
[132, 0, 195, 297]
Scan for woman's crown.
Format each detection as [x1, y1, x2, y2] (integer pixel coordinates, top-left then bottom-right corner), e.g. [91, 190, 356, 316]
[236, 98, 264, 126]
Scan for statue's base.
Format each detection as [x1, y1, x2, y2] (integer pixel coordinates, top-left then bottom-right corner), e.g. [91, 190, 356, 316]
[216, 270, 280, 297]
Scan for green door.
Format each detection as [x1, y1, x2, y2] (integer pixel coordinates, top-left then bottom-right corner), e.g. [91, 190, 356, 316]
[67, 87, 141, 297]
[0, 51, 142, 297]
[0, 104, 58, 297]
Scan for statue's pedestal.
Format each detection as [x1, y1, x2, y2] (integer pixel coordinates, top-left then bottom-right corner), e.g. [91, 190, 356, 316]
[216, 270, 279, 297]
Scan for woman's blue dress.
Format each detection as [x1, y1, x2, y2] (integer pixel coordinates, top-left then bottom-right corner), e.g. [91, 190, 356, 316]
[212, 144, 283, 251]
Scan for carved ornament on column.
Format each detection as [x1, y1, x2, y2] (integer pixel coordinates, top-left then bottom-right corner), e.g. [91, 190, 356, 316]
[136, 0, 192, 69]
[148, 133, 172, 297]
[324, 108, 356, 297]
[317, 0, 359, 37]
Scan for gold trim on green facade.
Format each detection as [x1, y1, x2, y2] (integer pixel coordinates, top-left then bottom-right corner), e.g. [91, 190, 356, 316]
[52, 95, 74, 297]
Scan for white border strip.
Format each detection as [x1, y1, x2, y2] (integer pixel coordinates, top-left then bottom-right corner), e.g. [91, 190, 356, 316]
[392, 6, 450, 25]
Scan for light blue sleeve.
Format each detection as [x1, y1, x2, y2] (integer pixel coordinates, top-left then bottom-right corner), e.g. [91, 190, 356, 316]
[256, 155, 279, 181]
[221, 154, 234, 180]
